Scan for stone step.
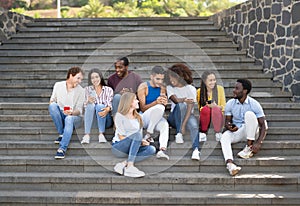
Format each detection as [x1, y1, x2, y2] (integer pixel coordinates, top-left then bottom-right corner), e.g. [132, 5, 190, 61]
[9, 29, 227, 37]
[0, 78, 283, 89]
[1, 190, 298, 205]
[0, 88, 288, 98]
[0, 125, 299, 141]
[2, 102, 297, 112]
[21, 18, 216, 29]
[1, 155, 300, 173]
[0, 88, 293, 103]
[0, 140, 299, 157]
[1, 41, 239, 50]
[4, 36, 233, 45]
[19, 24, 220, 31]
[0, 172, 299, 192]
[1, 111, 298, 124]
[0, 48, 248, 56]
[0, 55, 256, 64]
[0, 62, 266, 71]
[28, 17, 212, 26]
[0, 70, 273, 80]
[0, 49, 244, 59]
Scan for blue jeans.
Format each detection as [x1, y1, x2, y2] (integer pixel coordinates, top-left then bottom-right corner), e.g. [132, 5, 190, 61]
[111, 132, 156, 162]
[49, 103, 82, 151]
[84, 103, 112, 133]
[112, 94, 121, 115]
[168, 103, 200, 150]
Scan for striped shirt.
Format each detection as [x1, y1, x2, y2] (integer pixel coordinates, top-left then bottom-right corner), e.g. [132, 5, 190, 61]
[84, 85, 113, 109]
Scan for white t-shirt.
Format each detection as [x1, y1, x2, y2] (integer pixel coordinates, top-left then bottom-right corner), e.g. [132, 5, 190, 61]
[112, 112, 143, 143]
[167, 84, 197, 112]
[50, 81, 85, 115]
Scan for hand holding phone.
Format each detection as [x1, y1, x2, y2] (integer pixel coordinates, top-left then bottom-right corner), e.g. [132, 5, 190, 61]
[64, 106, 71, 111]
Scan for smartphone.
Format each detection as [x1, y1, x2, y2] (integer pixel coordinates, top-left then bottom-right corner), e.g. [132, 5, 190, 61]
[207, 100, 212, 104]
[63, 106, 71, 111]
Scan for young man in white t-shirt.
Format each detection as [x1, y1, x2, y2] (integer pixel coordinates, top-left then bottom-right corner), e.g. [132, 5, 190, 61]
[49, 66, 85, 159]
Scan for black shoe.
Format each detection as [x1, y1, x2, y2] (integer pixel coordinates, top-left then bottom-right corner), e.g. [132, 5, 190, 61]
[55, 149, 65, 159]
[54, 137, 62, 144]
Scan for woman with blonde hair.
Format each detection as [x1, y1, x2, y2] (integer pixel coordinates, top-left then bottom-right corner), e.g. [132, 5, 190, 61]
[111, 92, 156, 177]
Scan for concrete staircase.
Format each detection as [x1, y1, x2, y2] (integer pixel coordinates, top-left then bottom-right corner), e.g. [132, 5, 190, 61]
[0, 17, 299, 205]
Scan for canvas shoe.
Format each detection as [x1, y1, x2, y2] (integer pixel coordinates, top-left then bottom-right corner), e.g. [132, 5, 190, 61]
[199, 132, 207, 142]
[124, 166, 145, 178]
[215, 132, 222, 142]
[114, 162, 126, 175]
[55, 149, 65, 159]
[191, 148, 200, 161]
[226, 162, 241, 176]
[98, 134, 107, 143]
[237, 145, 253, 159]
[81, 135, 90, 144]
[54, 136, 62, 144]
[175, 133, 184, 144]
[156, 150, 169, 160]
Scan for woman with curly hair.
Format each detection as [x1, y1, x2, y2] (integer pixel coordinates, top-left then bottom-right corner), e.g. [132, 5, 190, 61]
[165, 63, 200, 161]
[197, 71, 226, 142]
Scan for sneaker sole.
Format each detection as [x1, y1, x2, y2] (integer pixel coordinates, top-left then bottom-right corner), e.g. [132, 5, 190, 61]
[156, 155, 169, 160]
[54, 141, 60, 144]
[124, 173, 145, 178]
[114, 168, 123, 175]
[55, 156, 65, 159]
[237, 153, 253, 159]
[230, 168, 241, 176]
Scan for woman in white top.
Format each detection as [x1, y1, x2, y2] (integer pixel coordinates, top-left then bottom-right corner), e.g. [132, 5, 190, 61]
[81, 69, 113, 144]
[111, 92, 156, 177]
[165, 63, 200, 161]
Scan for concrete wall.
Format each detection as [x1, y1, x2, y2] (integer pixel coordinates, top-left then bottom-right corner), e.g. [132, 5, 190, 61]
[0, 7, 33, 44]
[210, 0, 300, 101]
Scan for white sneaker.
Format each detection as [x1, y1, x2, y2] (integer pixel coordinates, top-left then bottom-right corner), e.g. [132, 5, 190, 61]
[156, 150, 169, 160]
[226, 162, 241, 176]
[124, 166, 145, 178]
[175, 133, 184, 144]
[215, 132, 222, 142]
[237, 145, 253, 159]
[191, 148, 200, 161]
[199, 132, 207, 142]
[114, 162, 126, 175]
[98, 134, 107, 143]
[81, 135, 90, 144]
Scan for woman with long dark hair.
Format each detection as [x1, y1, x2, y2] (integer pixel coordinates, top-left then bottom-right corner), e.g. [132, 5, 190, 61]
[81, 68, 113, 144]
[197, 71, 226, 142]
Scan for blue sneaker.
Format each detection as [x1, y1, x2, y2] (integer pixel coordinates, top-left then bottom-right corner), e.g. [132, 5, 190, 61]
[54, 137, 62, 144]
[55, 149, 65, 159]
